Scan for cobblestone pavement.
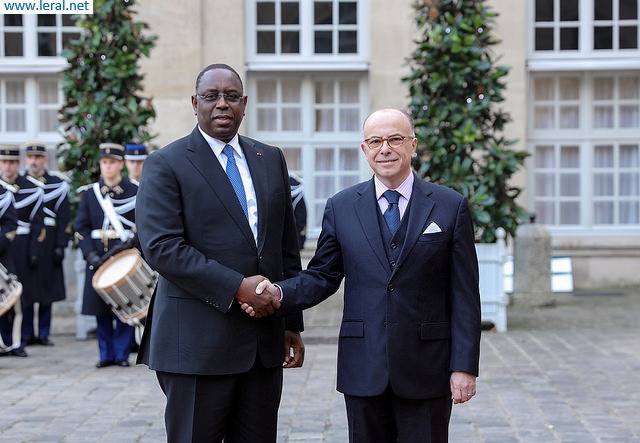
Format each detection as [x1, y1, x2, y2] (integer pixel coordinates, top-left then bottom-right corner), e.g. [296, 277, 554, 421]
[1, 288, 639, 442]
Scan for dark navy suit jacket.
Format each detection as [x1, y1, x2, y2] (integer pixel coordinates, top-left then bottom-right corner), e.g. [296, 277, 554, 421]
[278, 175, 481, 399]
[136, 127, 303, 375]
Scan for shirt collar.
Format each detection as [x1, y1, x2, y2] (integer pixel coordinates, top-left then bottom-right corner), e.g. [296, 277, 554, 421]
[197, 126, 242, 159]
[374, 172, 414, 201]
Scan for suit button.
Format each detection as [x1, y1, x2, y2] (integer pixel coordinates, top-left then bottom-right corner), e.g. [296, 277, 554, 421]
[388, 285, 394, 292]
[391, 243, 398, 249]
[390, 261, 396, 267]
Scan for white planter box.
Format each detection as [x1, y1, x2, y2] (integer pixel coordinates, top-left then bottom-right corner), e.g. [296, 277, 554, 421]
[475, 228, 508, 332]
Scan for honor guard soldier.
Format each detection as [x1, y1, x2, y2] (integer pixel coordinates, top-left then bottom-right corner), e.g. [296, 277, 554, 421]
[74, 143, 140, 368]
[22, 142, 71, 347]
[124, 144, 148, 184]
[0, 145, 45, 357]
[0, 145, 19, 356]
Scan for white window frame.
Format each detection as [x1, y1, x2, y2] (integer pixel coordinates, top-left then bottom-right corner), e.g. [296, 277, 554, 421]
[528, 0, 640, 71]
[246, 73, 370, 237]
[246, 0, 369, 71]
[528, 70, 640, 235]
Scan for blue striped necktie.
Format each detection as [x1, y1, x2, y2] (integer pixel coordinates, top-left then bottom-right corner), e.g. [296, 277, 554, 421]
[383, 190, 401, 235]
[222, 144, 248, 219]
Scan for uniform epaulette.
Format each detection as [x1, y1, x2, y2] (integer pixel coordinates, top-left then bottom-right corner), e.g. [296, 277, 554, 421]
[76, 183, 95, 194]
[49, 170, 71, 182]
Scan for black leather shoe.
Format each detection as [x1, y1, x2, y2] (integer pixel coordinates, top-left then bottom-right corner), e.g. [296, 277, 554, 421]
[116, 360, 130, 367]
[11, 349, 28, 357]
[26, 336, 38, 346]
[96, 360, 114, 368]
[38, 337, 54, 346]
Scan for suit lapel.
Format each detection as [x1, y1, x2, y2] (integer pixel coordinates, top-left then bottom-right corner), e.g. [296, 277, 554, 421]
[393, 176, 435, 274]
[185, 128, 255, 247]
[354, 179, 391, 273]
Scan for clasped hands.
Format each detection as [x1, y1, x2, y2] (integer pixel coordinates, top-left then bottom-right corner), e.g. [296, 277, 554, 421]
[235, 275, 280, 318]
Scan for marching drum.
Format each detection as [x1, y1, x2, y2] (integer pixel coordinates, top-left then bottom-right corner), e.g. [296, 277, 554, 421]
[92, 248, 158, 326]
[0, 262, 22, 318]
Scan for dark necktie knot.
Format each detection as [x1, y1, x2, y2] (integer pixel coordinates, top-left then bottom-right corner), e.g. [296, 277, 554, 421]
[383, 190, 400, 206]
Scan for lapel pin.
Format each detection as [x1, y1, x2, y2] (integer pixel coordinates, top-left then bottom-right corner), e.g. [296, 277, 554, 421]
[256, 152, 262, 157]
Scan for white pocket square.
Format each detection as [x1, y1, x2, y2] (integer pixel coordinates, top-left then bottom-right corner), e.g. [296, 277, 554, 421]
[423, 222, 442, 234]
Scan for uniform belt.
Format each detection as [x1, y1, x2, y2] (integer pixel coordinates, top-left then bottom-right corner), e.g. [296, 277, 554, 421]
[16, 226, 30, 235]
[90, 229, 133, 240]
[44, 217, 57, 227]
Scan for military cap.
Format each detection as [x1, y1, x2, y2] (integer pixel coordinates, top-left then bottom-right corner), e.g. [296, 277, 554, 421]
[99, 143, 125, 160]
[124, 144, 148, 161]
[0, 144, 20, 161]
[24, 141, 48, 156]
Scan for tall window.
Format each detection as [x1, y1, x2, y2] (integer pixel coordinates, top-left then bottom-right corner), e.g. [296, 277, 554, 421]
[247, 74, 368, 234]
[529, 72, 640, 228]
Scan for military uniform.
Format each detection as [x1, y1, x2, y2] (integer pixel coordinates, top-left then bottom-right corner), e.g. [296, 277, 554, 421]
[0, 155, 18, 354]
[289, 174, 307, 250]
[74, 143, 139, 367]
[21, 142, 71, 346]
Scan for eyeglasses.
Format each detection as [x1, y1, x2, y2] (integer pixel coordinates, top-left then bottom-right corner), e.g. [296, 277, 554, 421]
[196, 91, 244, 103]
[363, 135, 413, 150]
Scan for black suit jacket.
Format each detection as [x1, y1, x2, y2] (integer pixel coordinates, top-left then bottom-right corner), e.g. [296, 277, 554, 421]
[278, 176, 481, 399]
[136, 127, 302, 374]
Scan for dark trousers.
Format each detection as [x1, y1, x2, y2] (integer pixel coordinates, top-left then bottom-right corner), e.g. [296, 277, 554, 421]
[96, 314, 134, 362]
[344, 384, 453, 443]
[157, 359, 283, 443]
[0, 307, 16, 348]
[21, 303, 52, 342]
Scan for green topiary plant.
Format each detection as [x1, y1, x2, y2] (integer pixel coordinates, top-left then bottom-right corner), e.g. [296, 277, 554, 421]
[58, 0, 157, 215]
[403, 0, 528, 243]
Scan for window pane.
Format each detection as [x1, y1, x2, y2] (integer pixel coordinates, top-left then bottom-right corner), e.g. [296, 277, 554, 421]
[339, 109, 359, 131]
[535, 28, 554, 50]
[535, 173, 556, 196]
[257, 80, 277, 102]
[62, 32, 80, 49]
[257, 31, 275, 53]
[534, 106, 555, 129]
[594, 145, 613, 167]
[620, 0, 638, 19]
[620, 145, 639, 167]
[560, 27, 579, 50]
[37, 14, 56, 26]
[315, 81, 333, 103]
[340, 175, 358, 189]
[560, 173, 580, 195]
[4, 15, 22, 26]
[619, 202, 639, 223]
[282, 108, 301, 131]
[315, 109, 334, 131]
[38, 32, 57, 56]
[257, 2, 275, 24]
[257, 109, 277, 131]
[6, 81, 25, 103]
[281, 2, 299, 24]
[281, 148, 302, 170]
[339, 81, 358, 103]
[339, 2, 357, 25]
[559, 202, 580, 224]
[620, 172, 639, 195]
[314, 2, 333, 25]
[339, 148, 358, 170]
[560, 0, 578, 21]
[594, 77, 614, 99]
[7, 110, 26, 131]
[594, 202, 614, 224]
[62, 15, 76, 26]
[39, 80, 58, 104]
[282, 80, 301, 102]
[534, 77, 555, 100]
[559, 77, 580, 99]
[594, 0, 613, 20]
[535, 0, 554, 21]
[535, 201, 555, 223]
[559, 106, 579, 128]
[620, 27, 637, 49]
[594, 26, 613, 49]
[619, 76, 639, 99]
[593, 173, 614, 195]
[5, 33, 23, 56]
[40, 109, 57, 132]
[281, 31, 300, 53]
[338, 30, 357, 53]
[560, 146, 579, 167]
[535, 145, 555, 167]
[315, 149, 333, 170]
[315, 31, 332, 53]
[620, 105, 639, 128]
[594, 106, 614, 128]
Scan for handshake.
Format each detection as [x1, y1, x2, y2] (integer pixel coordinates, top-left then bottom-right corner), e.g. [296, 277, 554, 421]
[235, 275, 281, 318]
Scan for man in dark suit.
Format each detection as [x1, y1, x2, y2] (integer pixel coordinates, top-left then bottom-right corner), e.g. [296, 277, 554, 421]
[251, 108, 481, 443]
[22, 142, 71, 347]
[135, 63, 305, 443]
